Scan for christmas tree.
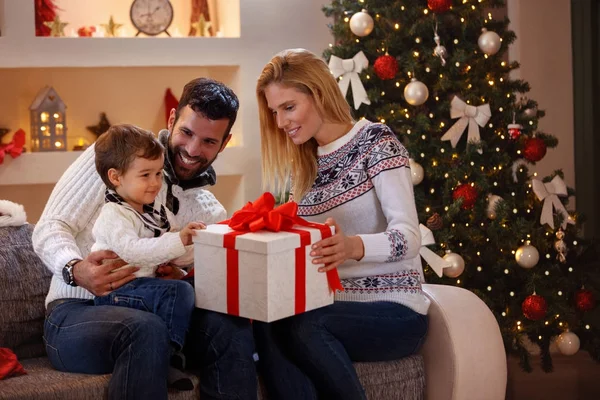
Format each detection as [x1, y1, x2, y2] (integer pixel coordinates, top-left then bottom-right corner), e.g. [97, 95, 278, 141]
[322, 0, 599, 371]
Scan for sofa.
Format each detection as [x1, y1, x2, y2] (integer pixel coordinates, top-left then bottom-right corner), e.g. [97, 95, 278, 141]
[0, 224, 507, 399]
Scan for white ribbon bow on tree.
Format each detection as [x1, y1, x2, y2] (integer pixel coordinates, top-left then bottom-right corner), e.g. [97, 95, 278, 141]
[441, 96, 492, 154]
[419, 224, 452, 277]
[532, 176, 575, 230]
[328, 51, 371, 110]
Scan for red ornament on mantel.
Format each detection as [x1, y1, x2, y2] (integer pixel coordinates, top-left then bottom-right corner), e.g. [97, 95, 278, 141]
[523, 136, 547, 162]
[452, 183, 478, 210]
[428, 0, 452, 13]
[522, 293, 547, 321]
[374, 55, 398, 80]
[574, 288, 596, 312]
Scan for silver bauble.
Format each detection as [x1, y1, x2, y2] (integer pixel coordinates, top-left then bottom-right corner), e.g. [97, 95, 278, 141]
[486, 194, 503, 220]
[557, 331, 580, 356]
[404, 78, 429, 106]
[478, 28, 501, 56]
[442, 251, 465, 278]
[523, 107, 537, 118]
[349, 10, 374, 37]
[409, 158, 424, 185]
[515, 243, 539, 269]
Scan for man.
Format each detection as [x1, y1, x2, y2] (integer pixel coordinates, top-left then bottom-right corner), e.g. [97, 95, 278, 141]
[33, 78, 257, 399]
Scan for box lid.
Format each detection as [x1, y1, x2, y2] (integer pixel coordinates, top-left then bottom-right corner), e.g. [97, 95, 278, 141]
[193, 224, 330, 255]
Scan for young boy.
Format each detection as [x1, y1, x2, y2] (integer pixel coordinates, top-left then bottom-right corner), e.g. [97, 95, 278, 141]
[91, 124, 204, 390]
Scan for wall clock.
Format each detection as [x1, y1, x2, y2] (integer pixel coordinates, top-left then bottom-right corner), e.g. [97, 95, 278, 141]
[130, 0, 174, 37]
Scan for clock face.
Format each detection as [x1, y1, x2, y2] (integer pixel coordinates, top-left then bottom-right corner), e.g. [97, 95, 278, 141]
[130, 0, 174, 36]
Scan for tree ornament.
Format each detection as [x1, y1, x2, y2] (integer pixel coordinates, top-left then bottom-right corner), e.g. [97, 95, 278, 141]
[554, 229, 568, 263]
[403, 78, 429, 106]
[441, 96, 491, 154]
[523, 136, 547, 162]
[556, 331, 580, 356]
[426, 213, 443, 230]
[452, 183, 478, 209]
[574, 288, 596, 312]
[486, 194, 503, 220]
[433, 24, 448, 66]
[508, 112, 523, 140]
[349, 9, 374, 37]
[522, 292, 547, 320]
[477, 28, 501, 56]
[44, 15, 68, 37]
[442, 250, 465, 278]
[373, 54, 398, 80]
[532, 176, 574, 230]
[409, 158, 424, 185]
[427, 0, 452, 13]
[515, 242, 539, 269]
[523, 107, 537, 118]
[329, 52, 371, 110]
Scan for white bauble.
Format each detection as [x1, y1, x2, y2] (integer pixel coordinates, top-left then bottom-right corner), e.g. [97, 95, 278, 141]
[404, 78, 429, 106]
[486, 194, 503, 220]
[556, 331, 580, 356]
[515, 244, 539, 269]
[349, 10, 374, 37]
[442, 251, 465, 278]
[478, 28, 502, 56]
[409, 158, 424, 185]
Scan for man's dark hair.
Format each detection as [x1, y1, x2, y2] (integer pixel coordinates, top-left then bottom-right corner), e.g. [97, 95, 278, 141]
[95, 124, 164, 190]
[174, 78, 240, 140]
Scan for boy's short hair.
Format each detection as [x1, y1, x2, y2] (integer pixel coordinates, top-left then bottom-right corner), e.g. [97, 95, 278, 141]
[95, 124, 164, 190]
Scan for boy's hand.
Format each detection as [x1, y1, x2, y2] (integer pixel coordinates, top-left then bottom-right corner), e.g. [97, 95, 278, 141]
[179, 221, 206, 246]
[156, 263, 186, 280]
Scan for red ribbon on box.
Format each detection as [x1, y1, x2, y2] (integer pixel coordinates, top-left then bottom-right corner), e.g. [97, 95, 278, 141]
[220, 192, 343, 316]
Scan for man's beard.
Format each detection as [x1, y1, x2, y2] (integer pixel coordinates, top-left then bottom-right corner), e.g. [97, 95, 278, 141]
[170, 146, 212, 180]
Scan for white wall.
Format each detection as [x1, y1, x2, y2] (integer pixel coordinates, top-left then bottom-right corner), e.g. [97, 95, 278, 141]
[508, 0, 575, 198]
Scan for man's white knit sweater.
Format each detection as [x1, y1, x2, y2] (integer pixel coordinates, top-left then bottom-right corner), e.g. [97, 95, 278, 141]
[33, 144, 227, 307]
[297, 120, 430, 315]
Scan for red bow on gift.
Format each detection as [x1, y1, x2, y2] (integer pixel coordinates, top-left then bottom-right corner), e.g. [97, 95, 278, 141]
[0, 129, 26, 165]
[226, 192, 299, 233]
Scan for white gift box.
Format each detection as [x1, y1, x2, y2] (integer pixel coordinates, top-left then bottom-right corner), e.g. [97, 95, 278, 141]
[193, 223, 335, 322]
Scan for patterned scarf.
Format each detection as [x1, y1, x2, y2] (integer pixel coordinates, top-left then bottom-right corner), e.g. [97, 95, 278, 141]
[105, 189, 171, 238]
[158, 129, 217, 215]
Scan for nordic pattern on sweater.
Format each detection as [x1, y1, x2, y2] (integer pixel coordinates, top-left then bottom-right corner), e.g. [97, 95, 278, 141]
[297, 119, 430, 315]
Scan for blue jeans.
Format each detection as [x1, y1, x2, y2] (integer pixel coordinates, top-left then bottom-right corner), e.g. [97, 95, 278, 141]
[94, 277, 195, 350]
[253, 301, 428, 400]
[44, 299, 171, 399]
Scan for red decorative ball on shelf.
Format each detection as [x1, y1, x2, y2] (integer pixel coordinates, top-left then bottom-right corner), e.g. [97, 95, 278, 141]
[523, 137, 547, 162]
[428, 0, 452, 13]
[452, 183, 478, 210]
[575, 288, 596, 312]
[522, 294, 548, 321]
[374, 55, 398, 80]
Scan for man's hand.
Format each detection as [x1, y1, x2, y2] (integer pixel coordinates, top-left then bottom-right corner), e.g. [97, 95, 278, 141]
[73, 250, 138, 296]
[156, 264, 186, 280]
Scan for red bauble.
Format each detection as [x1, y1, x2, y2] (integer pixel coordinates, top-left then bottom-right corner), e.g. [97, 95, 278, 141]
[374, 55, 398, 80]
[522, 294, 548, 321]
[523, 137, 547, 162]
[575, 289, 596, 312]
[452, 183, 478, 210]
[428, 0, 452, 13]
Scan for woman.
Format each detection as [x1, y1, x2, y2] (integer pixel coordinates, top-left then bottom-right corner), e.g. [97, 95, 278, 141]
[253, 48, 430, 400]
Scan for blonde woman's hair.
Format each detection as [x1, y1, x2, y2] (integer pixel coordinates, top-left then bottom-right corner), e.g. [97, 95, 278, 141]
[256, 48, 353, 202]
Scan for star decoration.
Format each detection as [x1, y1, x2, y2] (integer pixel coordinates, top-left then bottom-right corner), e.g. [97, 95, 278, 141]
[190, 14, 212, 37]
[101, 16, 123, 37]
[87, 113, 111, 138]
[44, 16, 68, 37]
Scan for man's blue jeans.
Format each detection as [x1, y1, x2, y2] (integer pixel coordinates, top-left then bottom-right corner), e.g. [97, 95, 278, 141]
[93, 277, 195, 350]
[253, 301, 428, 400]
[44, 299, 171, 399]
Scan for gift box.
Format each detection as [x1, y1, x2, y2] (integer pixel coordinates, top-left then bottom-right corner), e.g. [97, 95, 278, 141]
[192, 193, 342, 322]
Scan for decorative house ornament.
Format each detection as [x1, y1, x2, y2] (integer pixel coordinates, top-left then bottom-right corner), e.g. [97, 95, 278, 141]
[29, 86, 67, 152]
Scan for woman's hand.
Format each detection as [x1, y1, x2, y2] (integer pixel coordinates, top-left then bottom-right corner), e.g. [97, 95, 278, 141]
[309, 218, 364, 272]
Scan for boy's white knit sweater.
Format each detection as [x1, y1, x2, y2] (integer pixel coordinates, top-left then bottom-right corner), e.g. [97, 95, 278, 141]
[33, 144, 227, 307]
[297, 120, 430, 315]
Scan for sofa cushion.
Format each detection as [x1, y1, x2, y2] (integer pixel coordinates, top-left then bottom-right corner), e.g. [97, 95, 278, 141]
[0, 225, 52, 359]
